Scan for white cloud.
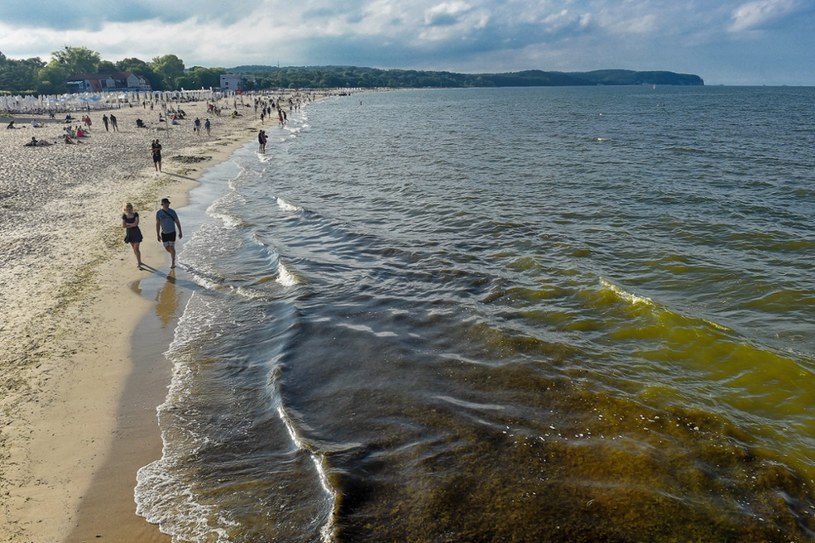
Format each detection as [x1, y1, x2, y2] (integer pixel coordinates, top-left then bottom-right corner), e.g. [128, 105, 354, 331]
[0, 0, 812, 84]
[728, 0, 798, 32]
[425, 1, 473, 26]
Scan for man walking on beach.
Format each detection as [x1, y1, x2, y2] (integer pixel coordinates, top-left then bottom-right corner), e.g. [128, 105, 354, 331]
[110, 114, 118, 131]
[156, 198, 182, 269]
[151, 139, 162, 172]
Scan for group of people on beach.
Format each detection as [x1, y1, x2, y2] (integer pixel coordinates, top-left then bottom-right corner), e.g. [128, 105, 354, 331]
[255, 96, 298, 126]
[16, 112, 122, 145]
[19, 123, 89, 145]
[101, 114, 118, 131]
[122, 198, 182, 270]
[66, 124, 89, 139]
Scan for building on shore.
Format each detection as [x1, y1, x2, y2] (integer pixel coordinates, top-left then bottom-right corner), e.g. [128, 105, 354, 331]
[66, 72, 152, 93]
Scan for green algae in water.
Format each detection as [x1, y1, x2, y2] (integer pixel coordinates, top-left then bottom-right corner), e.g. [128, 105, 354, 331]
[330, 366, 815, 542]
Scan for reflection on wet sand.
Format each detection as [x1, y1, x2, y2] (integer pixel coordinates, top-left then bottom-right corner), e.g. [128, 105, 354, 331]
[129, 267, 181, 328]
[155, 270, 178, 328]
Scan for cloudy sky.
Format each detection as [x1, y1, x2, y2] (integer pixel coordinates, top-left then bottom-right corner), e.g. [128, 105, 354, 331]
[1, 0, 813, 85]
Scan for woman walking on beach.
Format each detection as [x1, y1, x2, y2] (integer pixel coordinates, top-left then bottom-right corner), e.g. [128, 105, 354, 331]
[122, 203, 144, 269]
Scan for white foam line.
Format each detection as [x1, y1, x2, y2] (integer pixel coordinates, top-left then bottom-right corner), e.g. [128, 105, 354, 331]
[276, 405, 337, 542]
[314, 454, 338, 543]
[277, 405, 303, 448]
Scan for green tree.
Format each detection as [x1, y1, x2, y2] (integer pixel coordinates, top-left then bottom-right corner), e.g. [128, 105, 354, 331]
[116, 57, 150, 73]
[150, 54, 185, 90]
[36, 62, 70, 94]
[98, 60, 117, 73]
[34, 46, 102, 94]
[117, 57, 161, 90]
[177, 66, 224, 90]
[0, 52, 44, 93]
[51, 46, 101, 75]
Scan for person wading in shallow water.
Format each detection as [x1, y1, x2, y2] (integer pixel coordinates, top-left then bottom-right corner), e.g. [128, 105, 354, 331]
[156, 198, 182, 268]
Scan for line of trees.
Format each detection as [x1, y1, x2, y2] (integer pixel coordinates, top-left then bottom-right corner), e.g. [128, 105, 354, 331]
[0, 46, 223, 95]
[237, 66, 703, 89]
[0, 45, 704, 96]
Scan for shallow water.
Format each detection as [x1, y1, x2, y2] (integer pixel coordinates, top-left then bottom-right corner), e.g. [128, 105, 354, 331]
[136, 86, 815, 542]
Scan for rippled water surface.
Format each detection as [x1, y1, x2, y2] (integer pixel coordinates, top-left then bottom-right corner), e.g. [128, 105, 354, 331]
[136, 86, 815, 542]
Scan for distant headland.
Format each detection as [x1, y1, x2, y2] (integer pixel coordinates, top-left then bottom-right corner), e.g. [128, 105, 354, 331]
[227, 66, 705, 88]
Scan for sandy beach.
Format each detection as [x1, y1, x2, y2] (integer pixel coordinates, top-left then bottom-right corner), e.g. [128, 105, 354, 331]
[0, 97, 272, 542]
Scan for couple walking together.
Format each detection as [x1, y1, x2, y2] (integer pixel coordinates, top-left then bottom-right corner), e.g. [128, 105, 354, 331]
[122, 198, 183, 269]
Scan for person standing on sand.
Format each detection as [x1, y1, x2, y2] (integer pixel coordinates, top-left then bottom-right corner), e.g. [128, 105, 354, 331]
[102, 114, 109, 131]
[110, 114, 118, 131]
[151, 139, 162, 172]
[204, 118, 211, 136]
[156, 198, 182, 269]
[122, 202, 144, 269]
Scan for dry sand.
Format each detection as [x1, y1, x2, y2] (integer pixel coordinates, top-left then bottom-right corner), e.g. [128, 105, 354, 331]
[0, 98, 269, 542]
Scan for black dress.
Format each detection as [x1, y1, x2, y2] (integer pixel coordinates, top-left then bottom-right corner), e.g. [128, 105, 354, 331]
[123, 213, 144, 243]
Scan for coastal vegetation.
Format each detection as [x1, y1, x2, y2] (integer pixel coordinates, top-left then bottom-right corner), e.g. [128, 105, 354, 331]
[232, 65, 703, 89]
[0, 46, 703, 95]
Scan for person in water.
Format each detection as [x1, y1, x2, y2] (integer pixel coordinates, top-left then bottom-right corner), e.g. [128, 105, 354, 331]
[258, 129, 267, 152]
[122, 202, 144, 269]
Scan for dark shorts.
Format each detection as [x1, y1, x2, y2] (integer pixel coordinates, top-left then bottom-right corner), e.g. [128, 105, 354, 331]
[125, 227, 143, 244]
[161, 231, 177, 246]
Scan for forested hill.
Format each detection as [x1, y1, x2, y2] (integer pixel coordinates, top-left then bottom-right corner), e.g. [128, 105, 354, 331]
[228, 66, 704, 88]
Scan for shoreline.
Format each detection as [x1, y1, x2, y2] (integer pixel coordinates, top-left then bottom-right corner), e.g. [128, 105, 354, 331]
[65, 246, 190, 543]
[0, 97, 284, 542]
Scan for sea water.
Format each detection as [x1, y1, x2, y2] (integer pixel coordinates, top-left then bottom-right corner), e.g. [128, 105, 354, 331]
[135, 86, 815, 542]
